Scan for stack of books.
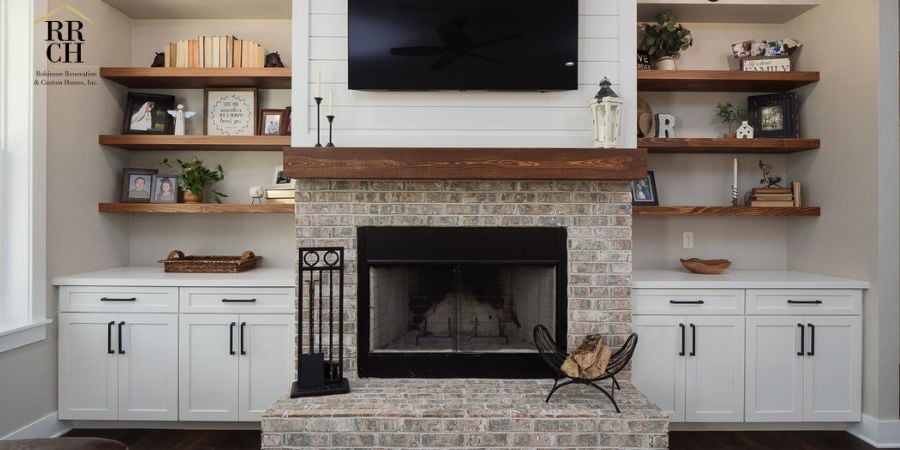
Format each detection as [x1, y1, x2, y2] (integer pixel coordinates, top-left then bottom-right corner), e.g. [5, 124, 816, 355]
[162, 36, 267, 68]
[265, 188, 294, 205]
[750, 181, 802, 207]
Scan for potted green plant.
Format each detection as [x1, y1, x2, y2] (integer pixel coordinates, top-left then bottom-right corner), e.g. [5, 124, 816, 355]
[160, 157, 228, 203]
[716, 102, 747, 139]
[639, 12, 693, 70]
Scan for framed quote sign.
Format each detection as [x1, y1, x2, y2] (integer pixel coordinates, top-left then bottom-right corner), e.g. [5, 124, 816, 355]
[204, 88, 258, 136]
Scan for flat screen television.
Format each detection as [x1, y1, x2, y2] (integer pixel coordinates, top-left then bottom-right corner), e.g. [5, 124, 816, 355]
[348, 0, 579, 91]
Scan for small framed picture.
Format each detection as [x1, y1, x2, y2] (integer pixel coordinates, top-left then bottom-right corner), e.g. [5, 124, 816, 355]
[121, 168, 158, 203]
[273, 164, 295, 188]
[631, 171, 659, 206]
[123, 93, 175, 135]
[151, 174, 179, 204]
[258, 108, 287, 136]
[204, 88, 258, 136]
[748, 92, 799, 138]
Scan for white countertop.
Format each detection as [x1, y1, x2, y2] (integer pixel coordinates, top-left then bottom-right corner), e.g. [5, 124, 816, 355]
[52, 266, 295, 287]
[633, 269, 869, 290]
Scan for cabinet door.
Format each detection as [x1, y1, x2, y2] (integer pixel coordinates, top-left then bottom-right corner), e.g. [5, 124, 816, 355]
[746, 316, 804, 422]
[58, 313, 118, 420]
[179, 314, 240, 421]
[685, 316, 744, 422]
[632, 316, 686, 422]
[803, 316, 862, 421]
[238, 315, 294, 421]
[117, 314, 178, 421]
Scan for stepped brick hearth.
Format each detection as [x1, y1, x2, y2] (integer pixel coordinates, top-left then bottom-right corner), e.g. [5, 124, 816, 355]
[262, 176, 667, 449]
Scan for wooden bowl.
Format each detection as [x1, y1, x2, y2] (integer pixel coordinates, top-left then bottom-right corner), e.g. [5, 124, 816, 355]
[680, 258, 732, 275]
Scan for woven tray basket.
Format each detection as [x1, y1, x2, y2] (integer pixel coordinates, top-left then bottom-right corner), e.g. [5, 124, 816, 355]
[159, 250, 262, 273]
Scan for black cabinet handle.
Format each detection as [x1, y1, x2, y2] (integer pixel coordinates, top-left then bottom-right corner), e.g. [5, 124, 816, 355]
[679, 323, 685, 356]
[240, 322, 247, 355]
[669, 300, 705, 305]
[807, 323, 815, 356]
[222, 298, 257, 303]
[107, 321, 115, 354]
[689, 323, 696, 356]
[117, 321, 125, 354]
[787, 300, 823, 305]
[101, 297, 136, 302]
[229, 322, 236, 355]
[798, 323, 805, 356]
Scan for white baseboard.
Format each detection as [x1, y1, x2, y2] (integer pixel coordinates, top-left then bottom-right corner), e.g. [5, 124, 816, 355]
[849, 415, 900, 448]
[1, 412, 71, 441]
[671, 422, 848, 432]
[71, 420, 260, 430]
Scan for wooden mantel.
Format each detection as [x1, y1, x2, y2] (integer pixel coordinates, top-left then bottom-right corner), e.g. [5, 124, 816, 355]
[283, 147, 648, 181]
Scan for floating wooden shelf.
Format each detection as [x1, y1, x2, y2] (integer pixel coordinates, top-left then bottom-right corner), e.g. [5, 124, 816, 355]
[637, 70, 819, 92]
[637, 1, 817, 24]
[99, 67, 291, 89]
[99, 135, 290, 151]
[98, 203, 293, 214]
[284, 147, 648, 181]
[640, 138, 820, 154]
[634, 206, 821, 217]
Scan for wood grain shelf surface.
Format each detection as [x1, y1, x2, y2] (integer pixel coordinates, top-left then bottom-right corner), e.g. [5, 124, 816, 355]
[634, 206, 821, 217]
[99, 67, 291, 89]
[640, 138, 820, 154]
[98, 203, 293, 214]
[99, 135, 290, 151]
[637, 70, 819, 92]
[284, 147, 648, 181]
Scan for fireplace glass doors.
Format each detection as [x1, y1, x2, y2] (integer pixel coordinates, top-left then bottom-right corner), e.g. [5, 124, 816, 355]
[358, 227, 567, 378]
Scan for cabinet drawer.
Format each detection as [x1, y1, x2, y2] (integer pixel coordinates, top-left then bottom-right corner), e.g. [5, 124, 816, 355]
[59, 286, 178, 313]
[746, 290, 862, 315]
[179, 287, 293, 314]
[633, 289, 745, 315]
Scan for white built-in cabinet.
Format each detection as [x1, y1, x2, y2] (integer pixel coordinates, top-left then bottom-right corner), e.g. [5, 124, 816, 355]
[632, 284, 863, 424]
[56, 270, 294, 423]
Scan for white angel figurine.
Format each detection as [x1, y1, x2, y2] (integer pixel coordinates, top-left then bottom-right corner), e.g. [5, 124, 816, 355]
[167, 104, 196, 136]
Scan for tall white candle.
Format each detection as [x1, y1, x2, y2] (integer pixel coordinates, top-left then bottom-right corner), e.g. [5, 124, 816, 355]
[328, 89, 334, 115]
[733, 158, 738, 189]
[316, 70, 321, 98]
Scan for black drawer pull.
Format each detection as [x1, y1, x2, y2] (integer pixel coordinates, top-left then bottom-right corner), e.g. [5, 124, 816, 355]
[229, 322, 236, 355]
[679, 323, 685, 356]
[107, 321, 115, 354]
[669, 300, 705, 305]
[689, 323, 696, 356]
[798, 323, 805, 356]
[787, 300, 823, 305]
[222, 298, 257, 303]
[807, 323, 815, 356]
[240, 322, 247, 355]
[118, 321, 126, 354]
[101, 297, 136, 302]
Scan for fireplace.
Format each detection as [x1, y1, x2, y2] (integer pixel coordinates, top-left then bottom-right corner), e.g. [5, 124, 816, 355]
[358, 227, 568, 378]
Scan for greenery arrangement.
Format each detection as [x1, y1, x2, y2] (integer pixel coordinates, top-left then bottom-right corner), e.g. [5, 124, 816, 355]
[716, 102, 747, 135]
[160, 156, 228, 203]
[638, 12, 694, 59]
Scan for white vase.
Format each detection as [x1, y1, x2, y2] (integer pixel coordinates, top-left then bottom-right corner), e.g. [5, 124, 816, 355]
[656, 56, 676, 70]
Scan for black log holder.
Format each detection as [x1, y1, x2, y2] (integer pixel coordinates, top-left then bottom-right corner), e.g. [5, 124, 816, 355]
[291, 247, 350, 398]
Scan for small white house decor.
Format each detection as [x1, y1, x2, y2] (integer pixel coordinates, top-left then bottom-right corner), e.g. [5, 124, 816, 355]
[736, 120, 755, 139]
[589, 77, 624, 148]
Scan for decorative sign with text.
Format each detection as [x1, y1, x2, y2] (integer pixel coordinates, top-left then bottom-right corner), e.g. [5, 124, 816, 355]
[204, 88, 257, 136]
[741, 57, 791, 72]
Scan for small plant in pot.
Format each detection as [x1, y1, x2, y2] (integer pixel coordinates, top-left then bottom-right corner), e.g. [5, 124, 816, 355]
[639, 11, 693, 70]
[160, 157, 227, 203]
[716, 102, 747, 139]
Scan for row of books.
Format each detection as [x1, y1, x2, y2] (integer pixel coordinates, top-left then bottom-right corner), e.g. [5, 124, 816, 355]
[265, 188, 294, 204]
[750, 182, 802, 207]
[163, 36, 267, 69]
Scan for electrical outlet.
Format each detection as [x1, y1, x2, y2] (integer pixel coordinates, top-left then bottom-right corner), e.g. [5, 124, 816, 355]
[683, 232, 695, 249]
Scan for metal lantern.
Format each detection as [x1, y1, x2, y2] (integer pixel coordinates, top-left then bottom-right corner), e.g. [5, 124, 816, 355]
[589, 77, 624, 148]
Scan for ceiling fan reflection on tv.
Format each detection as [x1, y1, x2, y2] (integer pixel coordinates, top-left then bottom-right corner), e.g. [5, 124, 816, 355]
[389, 17, 523, 71]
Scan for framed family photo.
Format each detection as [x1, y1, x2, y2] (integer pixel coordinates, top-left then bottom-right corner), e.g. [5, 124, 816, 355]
[273, 164, 295, 188]
[258, 109, 287, 136]
[121, 168, 158, 203]
[204, 88, 258, 136]
[123, 93, 175, 135]
[151, 175, 179, 204]
[631, 171, 659, 206]
[748, 92, 799, 138]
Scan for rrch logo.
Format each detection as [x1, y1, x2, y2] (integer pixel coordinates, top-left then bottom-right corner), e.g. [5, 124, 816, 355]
[36, 5, 94, 64]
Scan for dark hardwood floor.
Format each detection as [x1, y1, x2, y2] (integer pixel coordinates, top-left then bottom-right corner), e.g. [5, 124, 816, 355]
[670, 430, 876, 450]
[62, 429, 260, 450]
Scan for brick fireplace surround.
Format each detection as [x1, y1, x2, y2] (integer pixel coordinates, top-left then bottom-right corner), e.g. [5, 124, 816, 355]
[261, 179, 668, 449]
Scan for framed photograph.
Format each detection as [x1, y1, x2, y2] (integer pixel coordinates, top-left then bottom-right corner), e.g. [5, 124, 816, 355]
[748, 92, 799, 138]
[631, 171, 659, 206]
[151, 174, 179, 204]
[123, 92, 175, 135]
[273, 164, 295, 188]
[204, 88, 258, 136]
[121, 168, 158, 203]
[258, 108, 287, 136]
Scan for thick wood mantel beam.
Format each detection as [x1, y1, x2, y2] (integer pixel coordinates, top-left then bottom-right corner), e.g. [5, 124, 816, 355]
[283, 147, 648, 181]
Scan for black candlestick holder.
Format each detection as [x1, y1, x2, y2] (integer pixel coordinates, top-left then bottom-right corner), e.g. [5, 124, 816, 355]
[314, 97, 323, 147]
[326, 115, 335, 147]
